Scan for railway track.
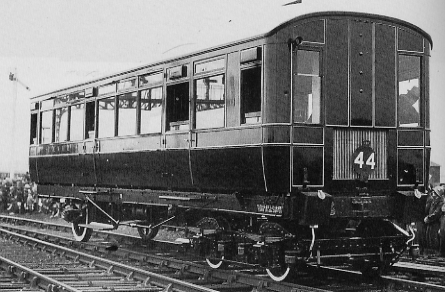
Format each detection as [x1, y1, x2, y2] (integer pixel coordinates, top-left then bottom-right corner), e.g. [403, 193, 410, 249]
[2, 214, 445, 291]
[0, 228, 219, 292]
[0, 215, 331, 292]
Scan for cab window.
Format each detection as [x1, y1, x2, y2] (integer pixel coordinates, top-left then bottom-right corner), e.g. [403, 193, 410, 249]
[294, 50, 321, 124]
[398, 55, 421, 127]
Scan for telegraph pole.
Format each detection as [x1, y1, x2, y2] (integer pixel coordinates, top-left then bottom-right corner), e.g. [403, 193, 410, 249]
[8, 69, 30, 180]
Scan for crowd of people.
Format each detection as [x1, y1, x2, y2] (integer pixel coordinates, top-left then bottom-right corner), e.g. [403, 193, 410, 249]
[0, 175, 62, 217]
[417, 184, 445, 257]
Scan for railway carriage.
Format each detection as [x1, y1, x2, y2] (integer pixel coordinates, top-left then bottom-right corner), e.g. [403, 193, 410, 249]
[29, 10, 432, 280]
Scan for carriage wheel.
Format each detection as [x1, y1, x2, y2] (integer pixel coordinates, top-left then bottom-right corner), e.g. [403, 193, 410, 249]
[197, 217, 230, 269]
[72, 207, 93, 242]
[259, 222, 295, 281]
[137, 224, 159, 242]
[266, 266, 292, 282]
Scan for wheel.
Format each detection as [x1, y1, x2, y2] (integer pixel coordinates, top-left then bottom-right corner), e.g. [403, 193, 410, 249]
[72, 207, 93, 242]
[259, 222, 293, 281]
[137, 224, 159, 242]
[197, 217, 230, 269]
[266, 266, 292, 282]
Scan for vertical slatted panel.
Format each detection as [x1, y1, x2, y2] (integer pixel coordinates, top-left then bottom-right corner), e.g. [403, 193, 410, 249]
[333, 129, 387, 180]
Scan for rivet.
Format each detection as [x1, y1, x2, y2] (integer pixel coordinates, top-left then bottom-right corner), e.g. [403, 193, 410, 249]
[360, 89, 364, 93]
[359, 52, 363, 56]
[359, 71, 363, 75]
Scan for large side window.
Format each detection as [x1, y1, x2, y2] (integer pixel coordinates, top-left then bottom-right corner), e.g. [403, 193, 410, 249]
[85, 102, 96, 139]
[117, 92, 137, 136]
[293, 50, 321, 124]
[70, 103, 84, 141]
[98, 97, 116, 138]
[240, 47, 262, 124]
[241, 66, 261, 124]
[140, 87, 162, 134]
[30, 113, 38, 145]
[40, 110, 53, 144]
[194, 75, 225, 129]
[398, 55, 421, 127]
[54, 107, 69, 142]
[166, 82, 189, 131]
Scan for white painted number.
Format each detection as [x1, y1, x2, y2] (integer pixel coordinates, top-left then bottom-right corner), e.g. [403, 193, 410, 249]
[354, 152, 375, 169]
[354, 151, 364, 168]
[366, 153, 375, 169]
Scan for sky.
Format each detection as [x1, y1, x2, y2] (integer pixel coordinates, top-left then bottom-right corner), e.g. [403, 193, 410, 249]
[0, 0, 444, 180]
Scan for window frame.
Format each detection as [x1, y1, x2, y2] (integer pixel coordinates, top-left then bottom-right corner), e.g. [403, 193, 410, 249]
[192, 56, 226, 130]
[292, 47, 323, 125]
[397, 53, 423, 129]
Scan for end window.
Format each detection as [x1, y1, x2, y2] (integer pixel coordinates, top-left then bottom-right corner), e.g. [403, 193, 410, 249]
[398, 55, 421, 127]
[293, 50, 321, 124]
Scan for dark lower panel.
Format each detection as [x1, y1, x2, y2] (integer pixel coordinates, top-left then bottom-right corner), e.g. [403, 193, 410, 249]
[262, 146, 290, 193]
[95, 151, 166, 189]
[34, 146, 268, 194]
[190, 147, 265, 193]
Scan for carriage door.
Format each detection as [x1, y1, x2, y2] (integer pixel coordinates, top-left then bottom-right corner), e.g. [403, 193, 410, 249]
[291, 48, 324, 187]
[163, 64, 193, 189]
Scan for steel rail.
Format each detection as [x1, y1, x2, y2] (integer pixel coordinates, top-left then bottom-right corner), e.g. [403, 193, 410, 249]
[380, 275, 445, 292]
[0, 227, 218, 292]
[0, 255, 83, 292]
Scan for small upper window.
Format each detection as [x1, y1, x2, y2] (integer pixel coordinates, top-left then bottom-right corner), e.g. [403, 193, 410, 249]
[398, 55, 421, 127]
[139, 72, 163, 87]
[195, 58, 225, 74]
[98, 83, 116, 96]
[117, 78, 137, 91]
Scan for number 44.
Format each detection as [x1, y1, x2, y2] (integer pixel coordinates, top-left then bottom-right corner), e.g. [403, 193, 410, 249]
[354, 152, 376, 169]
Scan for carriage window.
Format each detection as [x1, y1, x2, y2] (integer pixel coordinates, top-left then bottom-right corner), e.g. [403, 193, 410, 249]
[98, 83, 116, 96]
[294, 50, 321, 124]
[54, 107, 69, 142]
[85, 102, 96, 139]
[241, 66, 261, 124]
[40, 110, 53, 144]
[70, 103, 84, 141]
[140, 87, 162, 134]
[30, 113, 38, 145]
[194, 75, 225, 129]
[117, 78, 137, 91]
[166, 82, 189, 131]
[118, 92, 137, 136]
[98, 97, 116, 138]
[139, 72, 163, 87]
[398, 55, 421, 127]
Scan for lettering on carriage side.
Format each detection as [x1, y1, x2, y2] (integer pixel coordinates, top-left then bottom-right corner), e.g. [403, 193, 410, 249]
[257, 204, 283, 214]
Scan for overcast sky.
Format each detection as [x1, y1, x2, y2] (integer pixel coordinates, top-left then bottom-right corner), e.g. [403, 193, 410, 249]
[0, 0, 444, 180]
